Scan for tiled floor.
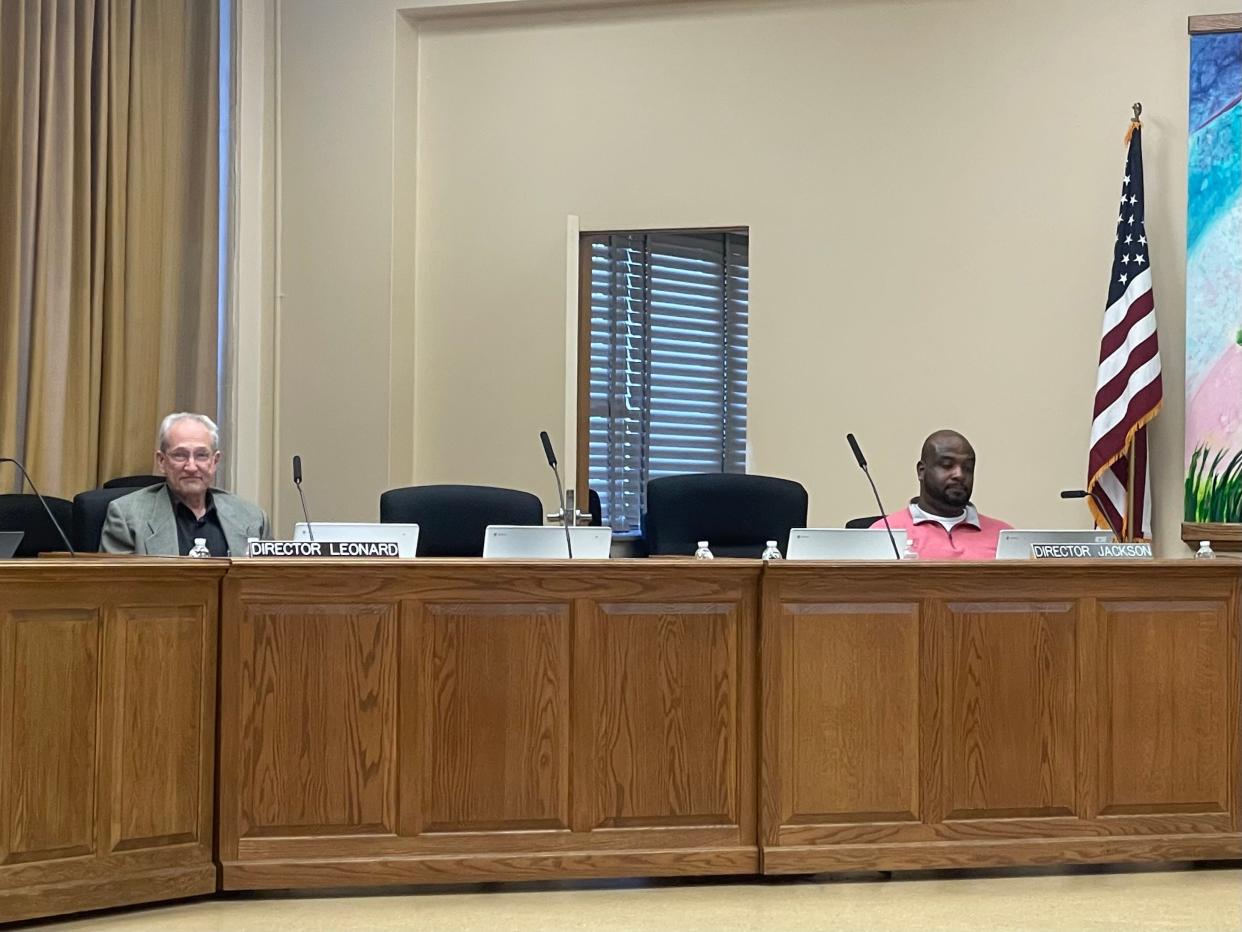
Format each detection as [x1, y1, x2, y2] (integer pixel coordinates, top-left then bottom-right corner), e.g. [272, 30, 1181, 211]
[27, 864, 1242, 932]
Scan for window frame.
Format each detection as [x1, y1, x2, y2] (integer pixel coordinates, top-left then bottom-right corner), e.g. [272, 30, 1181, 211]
[575, 226, 749, 534]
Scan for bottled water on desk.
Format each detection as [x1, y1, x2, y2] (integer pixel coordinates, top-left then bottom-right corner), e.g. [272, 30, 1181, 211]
[188, 537, 211, 558]
[694, 540, 714, 560]
[1195, 540, 1216, 560]
[761, 540, 783, 560]
[901, 538, 919, 560]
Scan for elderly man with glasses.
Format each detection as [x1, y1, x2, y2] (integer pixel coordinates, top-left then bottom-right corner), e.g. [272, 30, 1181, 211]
[101, 412, 270, 556]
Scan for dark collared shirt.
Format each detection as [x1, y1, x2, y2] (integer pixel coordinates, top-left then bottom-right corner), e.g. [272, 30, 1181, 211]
[169, 487, 230, 556]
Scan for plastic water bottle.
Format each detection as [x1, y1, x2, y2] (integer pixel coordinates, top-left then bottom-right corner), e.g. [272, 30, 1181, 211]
[901, 538, 919, 560]
[188, 537, 211, 558]
[1195, 540, 1216, 560]
[246, 537, 259, 557]
[694, 540, 714, 560]
[761, 540, 783, 560]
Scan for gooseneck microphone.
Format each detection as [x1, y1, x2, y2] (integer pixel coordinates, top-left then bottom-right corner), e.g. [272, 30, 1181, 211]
[1060, 488, 1124, 542]
[845, 434, 901, 560]
[539, 430, 574, 559]
[292, 454, 314, 541]
[0, 456, 75, 555]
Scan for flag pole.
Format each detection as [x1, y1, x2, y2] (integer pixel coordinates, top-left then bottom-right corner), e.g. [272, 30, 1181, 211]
[1125, 435, 1137, 542]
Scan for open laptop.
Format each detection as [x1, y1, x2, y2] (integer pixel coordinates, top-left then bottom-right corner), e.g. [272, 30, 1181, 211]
[995, 529, 1114, 560]
[293, 522, 420, 558]
[483, 525, 612, 559]
[785, 528, 907, 561]
[0, 531, 23, 559]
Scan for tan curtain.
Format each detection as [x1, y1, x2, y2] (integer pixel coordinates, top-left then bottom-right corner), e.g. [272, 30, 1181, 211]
[0, 0, 219, 497]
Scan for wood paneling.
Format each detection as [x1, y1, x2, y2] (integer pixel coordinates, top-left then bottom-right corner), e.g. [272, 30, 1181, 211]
[1097, 600, 1230, 816]
[111, 607, 207, 851]
[0, 561, 223, 925]
[418, 603, 570, 833]
[777, 603, 920, 827]
[9, 557, 1240, 919]
[2, 609, 99, 864]
[581, 602, 738, 829]
[219, 560, 759, 888]
[761, 562, 1242, 872]
[238, 604, 397, 837]
[942, 602, 1077, 820]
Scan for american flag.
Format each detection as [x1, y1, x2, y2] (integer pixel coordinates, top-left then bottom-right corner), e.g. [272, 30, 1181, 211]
[1087, 120, 1162, 540]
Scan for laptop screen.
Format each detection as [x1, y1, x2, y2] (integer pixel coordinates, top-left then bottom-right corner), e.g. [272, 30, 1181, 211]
[0, 531, 24, 559]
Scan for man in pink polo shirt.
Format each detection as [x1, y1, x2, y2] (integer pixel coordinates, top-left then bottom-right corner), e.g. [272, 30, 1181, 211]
[872, 430, 1012, 560]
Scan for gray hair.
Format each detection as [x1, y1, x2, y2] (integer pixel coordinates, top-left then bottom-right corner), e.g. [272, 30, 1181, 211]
[157, 412, 221, 452]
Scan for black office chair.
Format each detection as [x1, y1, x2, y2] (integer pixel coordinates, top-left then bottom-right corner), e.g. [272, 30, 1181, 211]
[379, 484, 544, 557]
[102, 474, 164, 489]
[845, 515, 883, 529]
[73, 487, 144, 552]
[587, 489, 602, 527]
[643, 473, 808, 558]
[0, 494, 75, 556]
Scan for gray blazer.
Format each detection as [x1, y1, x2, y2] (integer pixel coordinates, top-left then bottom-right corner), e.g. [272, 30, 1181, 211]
[100, 483, 271, 556]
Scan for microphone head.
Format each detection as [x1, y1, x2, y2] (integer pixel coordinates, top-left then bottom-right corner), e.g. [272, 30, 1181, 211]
[292, 455, 303, 484]
[846, 433, 867, 469]
[539, 431, 557, 468]
[1060, 489, 1088, 499]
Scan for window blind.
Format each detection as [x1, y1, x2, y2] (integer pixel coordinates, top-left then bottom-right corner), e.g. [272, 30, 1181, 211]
[587, 231, 749, 533]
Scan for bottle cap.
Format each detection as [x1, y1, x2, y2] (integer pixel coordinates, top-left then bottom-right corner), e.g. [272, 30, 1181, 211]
[1200, 540, 1211, 547]
[766, 540, 777, 547]
[194, 537, 207, 545]
[697, 541, 709, 548]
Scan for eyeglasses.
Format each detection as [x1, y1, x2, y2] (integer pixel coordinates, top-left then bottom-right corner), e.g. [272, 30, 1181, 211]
[163, 448, 215, 465]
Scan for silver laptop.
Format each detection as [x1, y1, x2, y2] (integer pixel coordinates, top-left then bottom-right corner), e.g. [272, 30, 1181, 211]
[483, 525, 612, 559]
[785, 528, 907, 561]
[995, 529, 1114, 560]
[0, 531, 23, 559]
[293, 522, 420, 558]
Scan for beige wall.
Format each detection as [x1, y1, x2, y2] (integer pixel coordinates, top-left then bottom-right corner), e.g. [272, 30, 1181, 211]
[260, 0, 1211, 553]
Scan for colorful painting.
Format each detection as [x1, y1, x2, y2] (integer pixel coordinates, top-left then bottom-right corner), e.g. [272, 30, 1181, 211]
[1185, 30, 1242, 524]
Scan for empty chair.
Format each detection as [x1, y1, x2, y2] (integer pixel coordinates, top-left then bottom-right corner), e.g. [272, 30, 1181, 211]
[844, 515, 883, 529]
[0, 494, 75, 556]
[102, 474, 165, 489]
[587, 488, 602, 527]
[379, 484, 544, 557]
[643, 474, 809, 558]
[73, 487, 144, 552]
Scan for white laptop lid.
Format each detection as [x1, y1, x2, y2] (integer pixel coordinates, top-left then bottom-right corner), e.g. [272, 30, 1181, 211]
[0, 531, 23, 559]
[995, 529, 1114, 560]
[483, 526, 612, 559]
[293, 522, 420, 558]
[785, 528, 907, 561]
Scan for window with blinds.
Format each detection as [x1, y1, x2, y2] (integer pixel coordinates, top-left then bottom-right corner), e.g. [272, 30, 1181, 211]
[584, 230, 749, 533]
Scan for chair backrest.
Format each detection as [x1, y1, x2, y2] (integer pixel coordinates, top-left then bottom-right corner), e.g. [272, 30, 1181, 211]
[844, 515, 883, 529]
[587, 488, 602, 527]
[0, 494, 75, 556]
[643, 473, 809, 558]
[102, 474, 164, 489]
[73, 487, 144, 552]
[379, 484, 544, 557]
